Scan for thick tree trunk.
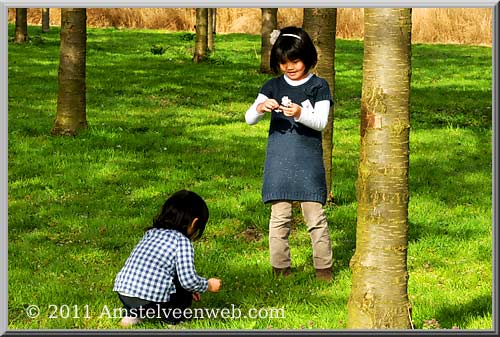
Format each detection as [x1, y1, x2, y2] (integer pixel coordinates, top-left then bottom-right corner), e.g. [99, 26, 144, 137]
[303, 8, 337, 201]
[193, 8, 208, 63]
[260, 8, 278, 74]
[42, 8, 50, 33]
[14, 8, 28, 43]
[347, 8, 412, 329]
[51, 8, 88, 136]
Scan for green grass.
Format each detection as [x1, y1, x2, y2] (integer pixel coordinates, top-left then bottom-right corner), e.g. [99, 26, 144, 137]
[7, 25, 492, 330]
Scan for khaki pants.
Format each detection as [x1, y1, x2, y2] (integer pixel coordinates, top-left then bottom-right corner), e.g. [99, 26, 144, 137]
[269, 201, 332, 269]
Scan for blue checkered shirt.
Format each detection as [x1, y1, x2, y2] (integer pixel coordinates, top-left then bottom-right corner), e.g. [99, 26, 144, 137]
[113, 228, 208, 302]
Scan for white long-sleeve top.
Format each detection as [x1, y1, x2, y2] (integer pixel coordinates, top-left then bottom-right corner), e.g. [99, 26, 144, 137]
[245, 74, 331, 132]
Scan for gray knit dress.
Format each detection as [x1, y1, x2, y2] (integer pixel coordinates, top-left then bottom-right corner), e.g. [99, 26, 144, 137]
[259, 74, 333, 205]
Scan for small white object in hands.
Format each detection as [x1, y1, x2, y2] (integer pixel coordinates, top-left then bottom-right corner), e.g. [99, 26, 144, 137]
[281, 96, 292, 107]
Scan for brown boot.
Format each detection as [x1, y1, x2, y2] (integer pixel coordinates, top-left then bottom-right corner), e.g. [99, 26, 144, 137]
[272, 266, 292, 277]
[315, 267, 332, 281]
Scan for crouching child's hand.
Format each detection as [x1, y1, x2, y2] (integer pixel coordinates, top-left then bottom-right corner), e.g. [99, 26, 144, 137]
[207, 278, 222, 292]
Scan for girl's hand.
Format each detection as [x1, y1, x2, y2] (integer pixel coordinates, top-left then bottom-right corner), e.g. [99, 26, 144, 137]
[192, 292, 201, 302]
[281, 103, 302, 118]
[207, 278, 222, 292]
[257, 99, 280, 113]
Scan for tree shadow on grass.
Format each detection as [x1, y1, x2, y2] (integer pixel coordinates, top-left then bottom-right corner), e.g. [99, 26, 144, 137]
[433, 294, 492, 329]
[327, 205, 357, 277]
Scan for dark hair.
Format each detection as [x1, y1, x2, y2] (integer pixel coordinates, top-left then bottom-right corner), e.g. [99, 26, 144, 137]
[150, 190, 209, 241]
[270, 26, 318, 75]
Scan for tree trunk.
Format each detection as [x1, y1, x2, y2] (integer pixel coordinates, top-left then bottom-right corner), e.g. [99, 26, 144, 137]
[14, 8, 28, 43]
[193, 8, 208, 63]
[303, 8, 337, 201]
[51, 8, 88, 136]
[208, 8, 215, 52]
[42, 8, 50, 33]
[260, 8, 278, 74]
[347, 8, 412, 329]
[212, 8, 217, 35]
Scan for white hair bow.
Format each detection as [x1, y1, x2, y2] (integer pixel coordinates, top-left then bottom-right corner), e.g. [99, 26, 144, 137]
[270, 29, 281, 45]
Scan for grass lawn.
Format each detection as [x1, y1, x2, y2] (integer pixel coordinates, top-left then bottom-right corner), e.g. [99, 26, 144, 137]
[7, 24, 493, 330]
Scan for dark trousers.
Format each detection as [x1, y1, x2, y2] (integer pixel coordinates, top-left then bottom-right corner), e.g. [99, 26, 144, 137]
[118, 275, 193, 324]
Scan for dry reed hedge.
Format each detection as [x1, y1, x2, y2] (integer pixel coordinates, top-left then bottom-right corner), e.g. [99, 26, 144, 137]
[8, 8, 492, 45]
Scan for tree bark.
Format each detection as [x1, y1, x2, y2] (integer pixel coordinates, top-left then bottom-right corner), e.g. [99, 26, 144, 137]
[42, 8, 50, 33]
[14, 8, 28, 43]
[303, 8, 337, 201]
[51, 8, 88, 136]
[208, 8, 215, 52]
[193, 8, 208, 63]
[212, 8, 217, 35]
[347, 8, 412, 329]
[260, 8, 278, 74]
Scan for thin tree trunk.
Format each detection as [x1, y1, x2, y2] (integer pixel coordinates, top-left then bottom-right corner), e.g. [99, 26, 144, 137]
[347, 8, 412, 329]
[212, 8, 217, 35]
[14, 8, 28, 43]
[260, 8, 278, 74]
[208, 8, 215, 52]
[51, 8, 88, 136]
[193, 8, 208, 63]
[42, 8, 50, 33]
[303, 8, 337, 201]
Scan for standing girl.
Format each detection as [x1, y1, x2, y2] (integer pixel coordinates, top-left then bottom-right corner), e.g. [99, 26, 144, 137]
[245, 26, 333, 281]
[113, 190, 222, 327]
